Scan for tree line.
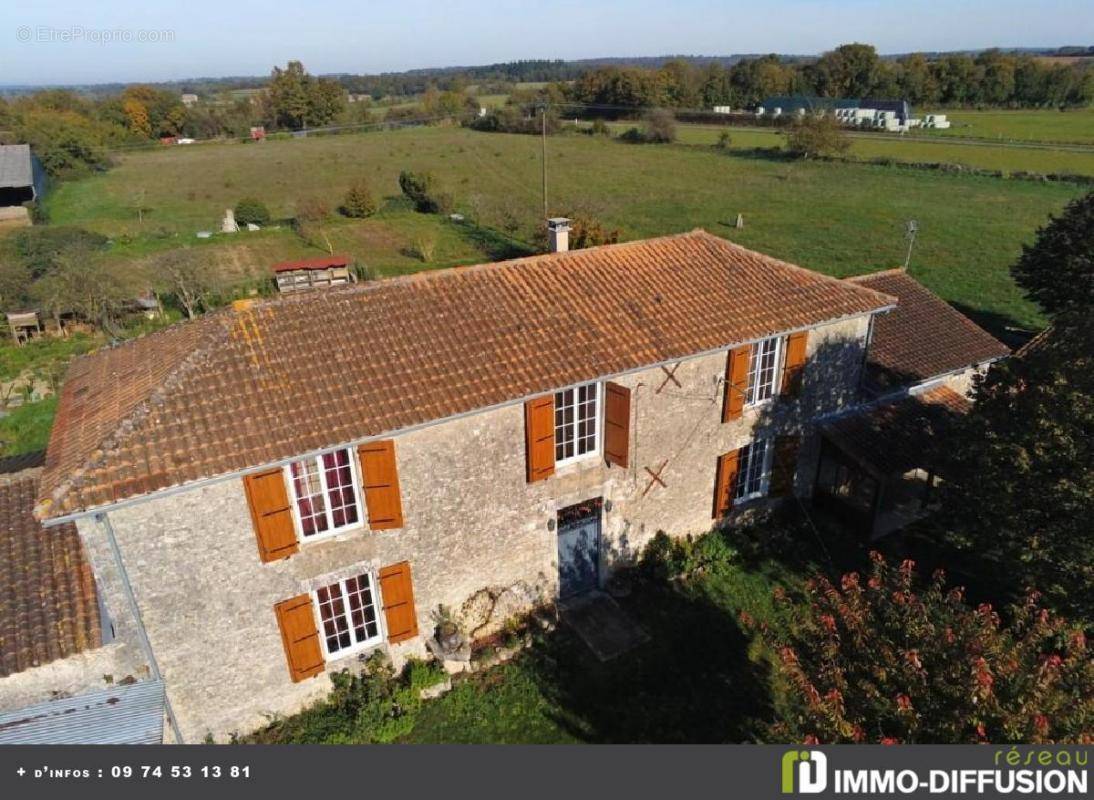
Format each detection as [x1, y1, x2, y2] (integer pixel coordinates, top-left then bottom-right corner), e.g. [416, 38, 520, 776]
[567, 44, 1094, 111]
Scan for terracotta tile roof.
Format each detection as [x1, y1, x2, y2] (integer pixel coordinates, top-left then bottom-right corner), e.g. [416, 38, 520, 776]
[822, 385, 971, 478]
[848, 269, 1009, 392]
[1, 469, 101, 677]
[37, 230, 893, 519]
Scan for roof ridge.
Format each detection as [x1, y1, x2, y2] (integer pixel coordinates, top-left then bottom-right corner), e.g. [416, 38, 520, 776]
[845, 267, 907, 283]
[707, 236, 899, 308]
[36, 312, 235, 518]
[205, 229, 715, 316]
[849, 268, 1008, 351]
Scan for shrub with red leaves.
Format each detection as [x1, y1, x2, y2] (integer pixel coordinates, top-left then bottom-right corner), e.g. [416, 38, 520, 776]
[766, 552, 1092, 743]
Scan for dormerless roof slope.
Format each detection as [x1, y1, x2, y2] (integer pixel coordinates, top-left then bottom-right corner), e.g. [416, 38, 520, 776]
[848, 269, 1009, 392]
[37, 230, 893, 520]
[1, 468, 100, 677]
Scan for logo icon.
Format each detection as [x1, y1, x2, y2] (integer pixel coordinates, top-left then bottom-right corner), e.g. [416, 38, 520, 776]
[782, 750, 828, 794]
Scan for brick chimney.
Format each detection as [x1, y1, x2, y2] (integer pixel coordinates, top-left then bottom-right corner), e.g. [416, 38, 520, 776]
[547, 217, 571, 253]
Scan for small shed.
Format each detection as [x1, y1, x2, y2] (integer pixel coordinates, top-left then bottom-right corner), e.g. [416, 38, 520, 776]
[6, 310, 41, 345]
[272, 255, 355, 294]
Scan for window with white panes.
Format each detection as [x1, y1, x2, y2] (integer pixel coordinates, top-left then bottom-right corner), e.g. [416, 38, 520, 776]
[554, 382, 600, 466]
[313, 572, 382, 657]
[746, 336, 783, 405]
[285, 449, 362, 539]
[734, 439, 771, 501]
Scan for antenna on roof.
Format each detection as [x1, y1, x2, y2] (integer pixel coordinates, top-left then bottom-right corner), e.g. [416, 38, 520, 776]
[903, 219, 918, 270]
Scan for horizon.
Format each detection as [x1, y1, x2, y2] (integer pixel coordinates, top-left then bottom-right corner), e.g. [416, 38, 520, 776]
[0, 44, 1089, 90]
[2, 0, 1092, 86]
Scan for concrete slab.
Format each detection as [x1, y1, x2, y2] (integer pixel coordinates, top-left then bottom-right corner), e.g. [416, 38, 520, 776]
[560, 592, 650, 662]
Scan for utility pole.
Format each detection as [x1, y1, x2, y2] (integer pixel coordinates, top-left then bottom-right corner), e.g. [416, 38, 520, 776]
[540, 104, 548, 221]
[903, 219, 918, 270]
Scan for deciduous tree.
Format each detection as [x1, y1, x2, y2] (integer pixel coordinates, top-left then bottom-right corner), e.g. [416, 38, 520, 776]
[1011, 190, 1094, 319]
[938, 314, 1094, 622]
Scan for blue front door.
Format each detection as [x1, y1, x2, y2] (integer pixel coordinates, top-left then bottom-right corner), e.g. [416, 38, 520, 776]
[557, 501, 601, 598]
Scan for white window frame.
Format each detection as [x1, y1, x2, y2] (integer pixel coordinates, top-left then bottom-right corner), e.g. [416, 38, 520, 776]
[554, 381, 602, 468]
[311, 571, 385, 660]
[734, 438, 773, 502]
[283, 448, 364, 543]
[745, 336, 784, 407]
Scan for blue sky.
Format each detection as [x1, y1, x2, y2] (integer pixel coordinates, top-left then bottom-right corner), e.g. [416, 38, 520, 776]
[2, 0, 1091, 85]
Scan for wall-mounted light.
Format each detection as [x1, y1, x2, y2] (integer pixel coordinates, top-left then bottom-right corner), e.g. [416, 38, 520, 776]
[604, 499, 613, 513]
[546, 518, 556, 532]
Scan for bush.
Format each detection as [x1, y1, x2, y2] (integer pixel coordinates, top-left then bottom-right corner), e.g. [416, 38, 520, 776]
[340, 180, 379, 218]
[765, 553, 1094, 743]
[13, 226, 108, 277]
[783, 115, 851, 159]
[245, 654, 444, 744]
[589, 118, 610, 136]
[617, 110, 677, 144]
[398, 170, 452, 214]
[234, 197, 271, 226]
[469, 105, 561, 135]
[642, 108, 677, 143]
[715, 130, 732, 150]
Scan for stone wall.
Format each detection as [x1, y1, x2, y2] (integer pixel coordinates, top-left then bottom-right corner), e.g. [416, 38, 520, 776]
[77, 313, 870, 741]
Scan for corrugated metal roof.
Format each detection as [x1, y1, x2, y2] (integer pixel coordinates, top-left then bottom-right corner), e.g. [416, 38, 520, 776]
[0, 680, 164, 744]
[272, 254, 352, 272]
[0, 145, 33, 190]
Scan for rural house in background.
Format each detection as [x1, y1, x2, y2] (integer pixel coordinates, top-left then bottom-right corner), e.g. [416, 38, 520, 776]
[0, 228, 1006, 741]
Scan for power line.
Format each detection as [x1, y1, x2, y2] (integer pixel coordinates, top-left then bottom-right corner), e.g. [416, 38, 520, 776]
[101, 111, 463, 154]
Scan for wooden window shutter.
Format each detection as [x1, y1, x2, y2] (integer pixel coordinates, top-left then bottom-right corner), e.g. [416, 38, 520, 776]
[712, 449, 741, 519]
[379, 561, 419, 644]
[243, 469, 299, 563]
[603, 382, 631, 468]
[274, 594, 324, 682]
[781, 331, 809, 397]
[524, 395, 556, 482]
[770, 436, 802, 497]
[721, 345, 751, 422]
[358, 440, 404, 530]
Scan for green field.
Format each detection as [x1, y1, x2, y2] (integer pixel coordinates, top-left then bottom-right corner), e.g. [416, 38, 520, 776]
[45, 125, 1085, 333]
[916, 107, 1094, 145]
[601, 121, 1094, 176]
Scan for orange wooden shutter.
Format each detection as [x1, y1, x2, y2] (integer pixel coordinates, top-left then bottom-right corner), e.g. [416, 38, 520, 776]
[721, 345, 751, 422]
[603, 382, 631, 468]
[274, 594, 324, 682]
[243, 469, 299, 563]
[379, 561, 419, 644]
[358, 440, 404, 530]
[712, 449, 741, 518]
[781, 331, 809, 397]
[770, 436, 802, 497]
[524, 395, 556, 482]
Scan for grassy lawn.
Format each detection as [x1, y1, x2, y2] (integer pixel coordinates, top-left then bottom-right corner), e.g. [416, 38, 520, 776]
[44, 126, 1084, 334]
[0, 397, 58, 456]
[916, 107, 1094, 145]
[0, 333, 97, 382]
[251, 514, 861, 744]
[654, 122, 1094, 176]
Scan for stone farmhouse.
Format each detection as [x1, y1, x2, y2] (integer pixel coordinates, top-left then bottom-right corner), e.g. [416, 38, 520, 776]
[1, 227, 1007, 742]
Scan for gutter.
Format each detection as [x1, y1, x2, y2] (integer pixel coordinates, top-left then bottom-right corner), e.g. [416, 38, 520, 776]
[42, 305, 894, 528]
[97, 512, 184, 744]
